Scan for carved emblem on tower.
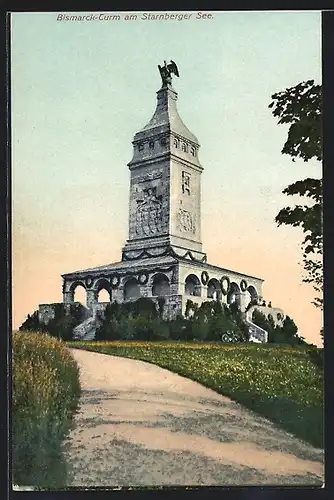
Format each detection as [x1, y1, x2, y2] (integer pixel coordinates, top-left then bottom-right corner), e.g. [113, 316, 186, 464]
[177, 208, 196, 234]
[135, 187, 163, 237]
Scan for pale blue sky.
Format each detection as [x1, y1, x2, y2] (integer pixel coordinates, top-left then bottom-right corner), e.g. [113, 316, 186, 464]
[11, 11, 322, 343]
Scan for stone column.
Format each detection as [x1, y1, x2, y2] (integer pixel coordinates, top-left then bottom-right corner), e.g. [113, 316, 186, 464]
[112, 288, 123, 303]
[239, 292, 248, 312]
[86, 289, 97, 309]
[63, 291, 73, 304]
[140, 285, 150, 298]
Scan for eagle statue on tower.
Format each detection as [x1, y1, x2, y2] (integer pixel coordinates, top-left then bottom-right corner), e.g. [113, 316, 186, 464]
[158, 60, 180, 86]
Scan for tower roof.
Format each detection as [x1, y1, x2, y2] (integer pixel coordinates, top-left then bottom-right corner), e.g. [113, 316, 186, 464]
[133, 83, 199, 145]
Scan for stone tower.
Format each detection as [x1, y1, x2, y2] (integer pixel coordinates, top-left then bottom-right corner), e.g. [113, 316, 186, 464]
[122, 76, 207, 263]
[52, 61, 276, 343]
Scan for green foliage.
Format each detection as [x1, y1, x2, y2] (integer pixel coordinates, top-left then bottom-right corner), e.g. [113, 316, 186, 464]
[95, 298, 251, 343]
[269, 80, 323, 312]
[19, 304, 84, 341]
[127, 297, 159, 319]
[166, 316, 187, 341]
[12, 331, 81, 487]
[252, 309, 272, 334]
[96, 299, 171, 341]
[306, 345, 324, 370]
[187, 317, 210, 341]
[252, 310, 305, 346]
[185, 299, 198, 318]
[184, 300, 249, 342]
[269, 80, 322, 162]
[157, 297, 166, 317]
[68, 340, 323, 448]
[19, 311, 40, 331]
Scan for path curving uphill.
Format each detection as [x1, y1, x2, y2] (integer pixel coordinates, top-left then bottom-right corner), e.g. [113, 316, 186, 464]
[63, 349, 324, 487]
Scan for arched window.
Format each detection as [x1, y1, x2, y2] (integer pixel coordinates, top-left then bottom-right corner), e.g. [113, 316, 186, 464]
[96, 279, 111, 303]
[207, 278, 222, 300]
[245, 285, 258, 308]
[152, 273, 170, 296]
[124, 277, 141, 301]
[185, 274, 201, 297]
[227, 282, 241, 306]
[70, 282, 87, 306]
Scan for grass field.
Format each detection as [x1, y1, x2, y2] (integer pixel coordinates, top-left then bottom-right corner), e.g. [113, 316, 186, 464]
[12, 332, 81, 487]
[66, 340, 324, 449]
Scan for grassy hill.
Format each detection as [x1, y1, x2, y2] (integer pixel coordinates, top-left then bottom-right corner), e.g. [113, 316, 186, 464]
[67, 340, 324, 449]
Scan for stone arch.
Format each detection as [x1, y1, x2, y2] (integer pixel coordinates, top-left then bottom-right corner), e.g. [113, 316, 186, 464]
[207, 278, 222, 300]
[247, 285, 258, 303]
[95, 278, 112, 303]
[70, 281, 87, 306]
[227, 282, 240, 306]
[124, 277, 141, 301]
[244, 284, 259, 309]
[185, 274, 201, 297]
[152, 273, 170, 297]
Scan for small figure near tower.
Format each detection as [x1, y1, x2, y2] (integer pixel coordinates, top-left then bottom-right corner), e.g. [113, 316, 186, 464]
[158, 60, 179, 86]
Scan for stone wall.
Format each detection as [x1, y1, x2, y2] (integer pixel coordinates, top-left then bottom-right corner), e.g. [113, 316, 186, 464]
[38, 304, 58, 325]
[163, 294, 183, 320]
[39, 302, 91, 326]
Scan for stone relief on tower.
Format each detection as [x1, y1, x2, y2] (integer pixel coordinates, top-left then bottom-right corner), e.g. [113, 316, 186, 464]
[135, 187, 163, 236]
[177, 208, 196, 234]
[136, 171, 162, 183]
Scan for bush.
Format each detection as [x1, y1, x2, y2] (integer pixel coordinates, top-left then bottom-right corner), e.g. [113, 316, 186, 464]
[252, 310, 304, 346]
[95, 298, 253, 343]
[12, 331, 81, 487]
[127, 297, 159, 319]
[195, 301, 248, 342]
[19, 311, 40, 331]
[306, 345, 324, 369]
[118, 317, 135, 340]
[152, 320, 170, 340]
[188, 316, 210, 341]
[131, 316, 156, 341]
[95, 317, 120, 341]
[167, 316, 187, 341]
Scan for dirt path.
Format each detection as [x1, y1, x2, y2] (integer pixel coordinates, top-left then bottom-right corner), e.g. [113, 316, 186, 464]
[63, 349, 324, 487]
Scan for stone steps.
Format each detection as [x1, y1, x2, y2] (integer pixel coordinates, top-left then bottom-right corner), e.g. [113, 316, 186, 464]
[72, 314, 99, 341]
[246, 320, 268, 343]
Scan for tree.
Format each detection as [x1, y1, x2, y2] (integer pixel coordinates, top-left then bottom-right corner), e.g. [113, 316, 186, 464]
[19, 311, 41, 331]
[269, 80, 323, 310]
